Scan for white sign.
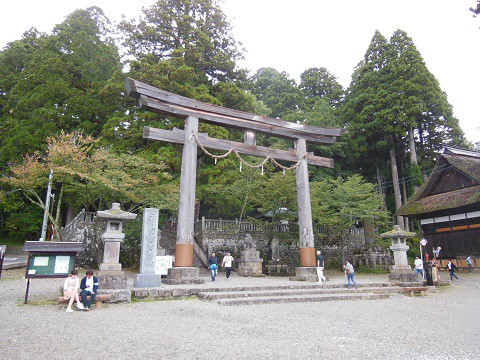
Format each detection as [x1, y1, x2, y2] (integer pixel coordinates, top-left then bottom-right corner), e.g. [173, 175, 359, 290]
[420, 238, 427, 246]
[155, 256, 173, 275]
[54, 256, 70, 274]
[33, 256, 49, 267]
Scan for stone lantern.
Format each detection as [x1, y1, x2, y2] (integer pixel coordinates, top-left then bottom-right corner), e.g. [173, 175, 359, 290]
[380, 225, 418, 283]
[96, 203, 137, 288]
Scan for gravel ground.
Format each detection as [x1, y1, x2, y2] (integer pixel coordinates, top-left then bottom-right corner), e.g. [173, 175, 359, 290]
[0, 268, 479, 360]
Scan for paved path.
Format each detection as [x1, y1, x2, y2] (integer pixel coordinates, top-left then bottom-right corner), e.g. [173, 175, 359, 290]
[0, 268, 479, 360]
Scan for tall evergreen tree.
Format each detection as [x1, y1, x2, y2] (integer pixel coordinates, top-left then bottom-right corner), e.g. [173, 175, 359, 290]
[299, 67, 344, 107]
[118, 0, 244, 83]
[249, 67, 302, 118]
[0, 7, 121, 165]
[341, 29, 466, 228]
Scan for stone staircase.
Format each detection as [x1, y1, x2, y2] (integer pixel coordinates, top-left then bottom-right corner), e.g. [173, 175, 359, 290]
[197, 283, 427, 306]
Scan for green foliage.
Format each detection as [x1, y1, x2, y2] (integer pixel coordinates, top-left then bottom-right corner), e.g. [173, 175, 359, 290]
[118, 0, 244, 83]
[311, 174, 387, 229]
[299, 67, 344, 107]
[355, 265, 390, 274]
[0, 7, 121, 166]
[249, 67, 302, 118]
[120, 218, 143, 269]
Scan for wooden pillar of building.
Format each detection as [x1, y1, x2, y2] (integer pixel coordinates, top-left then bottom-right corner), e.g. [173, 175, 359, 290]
[175, 116, 198, 267]
[295, 138, 316, 267]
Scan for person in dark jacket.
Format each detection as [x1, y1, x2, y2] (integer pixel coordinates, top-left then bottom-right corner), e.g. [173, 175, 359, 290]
[208, 252, 218, 281]
[446, 260, 459, 281]
[80, 269, 99, 310]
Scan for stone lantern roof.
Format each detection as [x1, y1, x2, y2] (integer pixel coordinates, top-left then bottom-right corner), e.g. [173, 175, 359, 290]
[380, 225, 417, 238]
[96, 203, 137, 222]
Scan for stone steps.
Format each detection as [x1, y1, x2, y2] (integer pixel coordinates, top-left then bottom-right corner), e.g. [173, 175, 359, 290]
[197, 283, 427, 306]
[215, 292, 390, 306]
[198, 286, 410, 300]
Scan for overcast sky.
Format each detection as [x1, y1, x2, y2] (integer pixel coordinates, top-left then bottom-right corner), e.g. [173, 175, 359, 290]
[1, 0, 479, 143]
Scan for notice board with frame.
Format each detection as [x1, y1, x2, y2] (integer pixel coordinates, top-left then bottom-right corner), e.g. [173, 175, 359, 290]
[22, 241, 84, 303]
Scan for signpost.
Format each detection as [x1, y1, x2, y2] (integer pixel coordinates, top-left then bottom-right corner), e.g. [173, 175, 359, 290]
[23, 241, 83, 304]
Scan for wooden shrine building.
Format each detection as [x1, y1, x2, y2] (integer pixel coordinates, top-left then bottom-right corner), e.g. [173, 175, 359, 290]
[397, 147, 480, 267]
[125, 78, 344, 283]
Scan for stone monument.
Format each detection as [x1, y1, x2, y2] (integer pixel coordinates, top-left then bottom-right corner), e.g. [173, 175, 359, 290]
[96, 203, 137, 289]
[237, 234, 264, 277]
[380, 225, 418, 283]
[134, 208, 162, 288]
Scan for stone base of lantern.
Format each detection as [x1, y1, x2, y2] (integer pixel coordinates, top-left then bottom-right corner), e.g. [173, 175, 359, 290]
[290, 267, 319, 282]
[97, 274, 128, 289]
[162, 267, 205, 285]
[389, 269, 420, 284]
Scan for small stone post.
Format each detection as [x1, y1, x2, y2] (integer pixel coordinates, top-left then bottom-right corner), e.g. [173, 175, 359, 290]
[134, 208, 162, 288]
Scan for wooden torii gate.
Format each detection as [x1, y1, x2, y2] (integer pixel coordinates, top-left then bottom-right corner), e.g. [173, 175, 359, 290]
[125, 78, 344, 283]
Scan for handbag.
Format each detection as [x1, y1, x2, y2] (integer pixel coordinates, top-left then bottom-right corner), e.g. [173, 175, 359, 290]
[345, 269, 351, 275]
[209, 264, 217, 270]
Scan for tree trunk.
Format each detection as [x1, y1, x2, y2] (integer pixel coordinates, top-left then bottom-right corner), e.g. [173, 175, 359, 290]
[55, 184, 63, 227]
[399, 159, 410, 231]
[376, 165, 384, 195]
[408, 126, 420, 193]
[389, 145, 405, 229]
[65, 205, 76, 225]
[408, 126, 418, 165]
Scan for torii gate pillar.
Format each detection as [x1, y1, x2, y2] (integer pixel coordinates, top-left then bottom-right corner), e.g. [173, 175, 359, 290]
[295, 138, 316, 268]
[164, 116, 204, 284]
[289, 138, 319, 281]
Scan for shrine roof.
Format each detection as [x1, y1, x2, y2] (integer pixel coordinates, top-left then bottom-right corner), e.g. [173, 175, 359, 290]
[396, 148, 480, 216]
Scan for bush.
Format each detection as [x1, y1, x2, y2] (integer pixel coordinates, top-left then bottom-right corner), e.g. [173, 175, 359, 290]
[355, 265, 390, 274]
[120, 217, 143, 269]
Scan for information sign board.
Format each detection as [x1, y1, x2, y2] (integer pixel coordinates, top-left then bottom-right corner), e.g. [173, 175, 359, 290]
[155, 256, 173, 275]
[26, 253, 76, 278]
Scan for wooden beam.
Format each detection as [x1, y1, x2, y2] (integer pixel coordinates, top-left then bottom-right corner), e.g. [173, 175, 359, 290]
[126, 77, 345, 139]
[143, 126, 334, 168]
[140, 96, 337, 145]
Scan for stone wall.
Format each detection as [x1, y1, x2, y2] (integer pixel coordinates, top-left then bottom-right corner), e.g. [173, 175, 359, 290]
[158, 219, 392, 275]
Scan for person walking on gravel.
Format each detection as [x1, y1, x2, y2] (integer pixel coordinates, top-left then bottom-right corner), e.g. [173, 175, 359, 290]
[446, 260, 459, 281]
[343, 259, 358, 289]
[414, 256, 424, 277]
[466, 255, 473, 274]
[221, 251, 234, 280]
[316, 250, 326, 284]
[208, 252, 218, 281]
[63, 269, 83, 312]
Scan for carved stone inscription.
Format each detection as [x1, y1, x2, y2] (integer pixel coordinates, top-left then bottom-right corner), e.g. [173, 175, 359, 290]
[140, 208, 159, 274]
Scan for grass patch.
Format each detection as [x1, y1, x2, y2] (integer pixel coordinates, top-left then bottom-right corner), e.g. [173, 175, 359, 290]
[1, 238, 24, 247]
[132, 295, 199, 302]
[17, 298, 59, 306]
[355, 265, 390, 274]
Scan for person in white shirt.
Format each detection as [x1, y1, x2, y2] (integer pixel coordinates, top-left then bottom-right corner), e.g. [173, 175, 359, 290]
[221, 251, 234, 280]
[80, 269, 99, 310]
[414, 256, 424, 277]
